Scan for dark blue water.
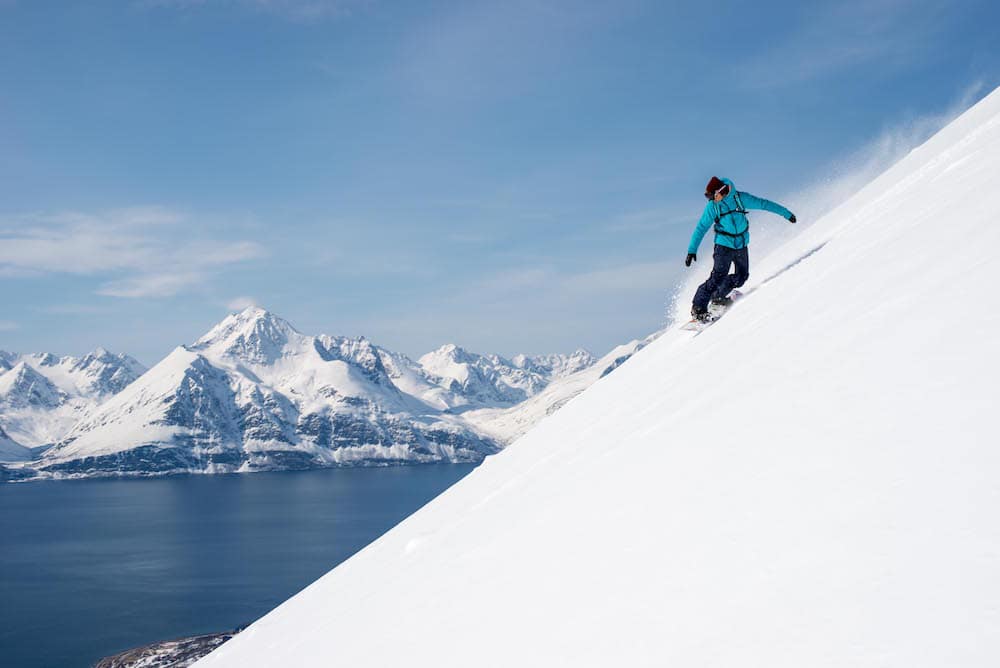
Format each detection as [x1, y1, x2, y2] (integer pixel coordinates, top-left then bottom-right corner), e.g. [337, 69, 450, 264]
[0, 464, 477, 667]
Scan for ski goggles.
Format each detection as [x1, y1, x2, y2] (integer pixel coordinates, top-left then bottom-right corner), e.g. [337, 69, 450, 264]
[705, 184, 730, 199]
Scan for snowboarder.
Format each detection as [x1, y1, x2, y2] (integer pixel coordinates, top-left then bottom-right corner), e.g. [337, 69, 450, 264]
[685, 176, 796, 321]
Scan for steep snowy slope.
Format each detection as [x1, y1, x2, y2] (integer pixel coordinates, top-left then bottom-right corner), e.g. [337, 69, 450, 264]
[198, 87, 1000, 668]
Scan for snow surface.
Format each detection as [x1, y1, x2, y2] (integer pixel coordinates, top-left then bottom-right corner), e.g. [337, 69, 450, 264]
[197, 87, 1000, 667]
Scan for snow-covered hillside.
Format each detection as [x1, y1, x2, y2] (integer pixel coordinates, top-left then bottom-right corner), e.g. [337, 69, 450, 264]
[197, 88, 1000, 667]
[0, 349, 146, 448]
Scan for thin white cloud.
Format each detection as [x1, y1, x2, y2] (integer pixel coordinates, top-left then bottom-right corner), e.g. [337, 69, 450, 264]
[226, 296, 259, 311]
[97, 271, 206, 299]
[0, 321, 19, 332]
[35, 304, 112, 315]
[0, 207, 265, 299]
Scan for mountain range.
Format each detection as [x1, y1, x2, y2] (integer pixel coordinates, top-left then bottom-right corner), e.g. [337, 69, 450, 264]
[1, 308, 647, 479]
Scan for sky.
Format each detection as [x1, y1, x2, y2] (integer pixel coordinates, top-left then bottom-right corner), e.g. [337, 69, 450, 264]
[1, 0, 998, 365]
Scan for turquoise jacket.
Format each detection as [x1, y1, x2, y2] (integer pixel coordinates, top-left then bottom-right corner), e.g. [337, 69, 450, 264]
[687, 178, 793, 254]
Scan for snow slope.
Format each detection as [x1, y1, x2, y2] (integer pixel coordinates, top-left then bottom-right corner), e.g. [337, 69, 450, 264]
[198, 87, 1000, 667]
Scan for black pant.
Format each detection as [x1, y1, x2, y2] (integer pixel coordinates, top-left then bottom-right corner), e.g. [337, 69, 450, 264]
[693, 245, 749, 311]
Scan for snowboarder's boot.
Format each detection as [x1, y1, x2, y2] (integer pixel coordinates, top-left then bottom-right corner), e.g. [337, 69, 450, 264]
[691, 306, 711, 323]
[711, 296, 733, 307]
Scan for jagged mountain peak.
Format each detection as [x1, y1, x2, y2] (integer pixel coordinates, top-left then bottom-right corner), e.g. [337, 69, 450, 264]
[0, 348, 146, 448]
[5, 361, 48, 383]
[74, 347, 125, 368]
[0, 361, 66, 409]
[421, 343, 472, 363]
[509, 349, 597, 377]
[198, 306, 300, 341]
[35, 352, 60, 367]
[71, 348, 147, 395]
[193, 306, 303, 365]
[418, 345, 553, 406]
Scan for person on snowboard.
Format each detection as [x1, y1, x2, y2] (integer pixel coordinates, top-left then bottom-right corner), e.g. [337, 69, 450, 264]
[685, 176, 796, 321]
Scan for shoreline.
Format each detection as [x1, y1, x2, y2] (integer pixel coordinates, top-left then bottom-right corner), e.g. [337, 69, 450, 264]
[94, 627, 244, 668]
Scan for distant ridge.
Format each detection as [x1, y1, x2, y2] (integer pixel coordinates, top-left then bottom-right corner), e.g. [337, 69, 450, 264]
[7, 308, 640, 478]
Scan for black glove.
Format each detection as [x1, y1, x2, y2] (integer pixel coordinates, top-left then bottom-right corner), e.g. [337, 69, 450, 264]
[788, 214, 797, 223]
[685, 253, 696, 267]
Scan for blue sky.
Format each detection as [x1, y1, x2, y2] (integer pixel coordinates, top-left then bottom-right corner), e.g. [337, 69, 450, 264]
[1, 0, 998, 365]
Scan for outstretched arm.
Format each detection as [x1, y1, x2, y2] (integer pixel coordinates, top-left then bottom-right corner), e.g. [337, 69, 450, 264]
[687, 205, 715, 255]
[740, 191, 794, 221]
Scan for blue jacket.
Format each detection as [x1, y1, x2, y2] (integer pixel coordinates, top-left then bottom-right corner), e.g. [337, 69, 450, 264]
[687, 178, 793, 254]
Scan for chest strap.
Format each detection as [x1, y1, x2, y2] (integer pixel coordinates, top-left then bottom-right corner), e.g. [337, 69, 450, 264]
[714, 191, 748, 240]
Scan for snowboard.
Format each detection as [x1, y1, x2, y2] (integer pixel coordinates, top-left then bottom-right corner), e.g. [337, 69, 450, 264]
[681, 290, 743, 332]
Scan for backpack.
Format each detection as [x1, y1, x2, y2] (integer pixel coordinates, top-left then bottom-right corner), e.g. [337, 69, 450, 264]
[713, 191, 749, 246]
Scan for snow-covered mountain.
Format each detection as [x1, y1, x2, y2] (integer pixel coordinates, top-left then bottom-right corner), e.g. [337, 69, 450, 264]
[418, 344, 539, 405]
[5, 308, 623, 479]
[38, 309, 499, 476]
[464, 338, 651, 444]
[418, 344, 593, 406]
[512, 349, 596, 380]
[37, 308, 602, 478]
[380, 344, 597, 413]
[196, 88, 1000, 667]
[0, 348, 146, 448]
